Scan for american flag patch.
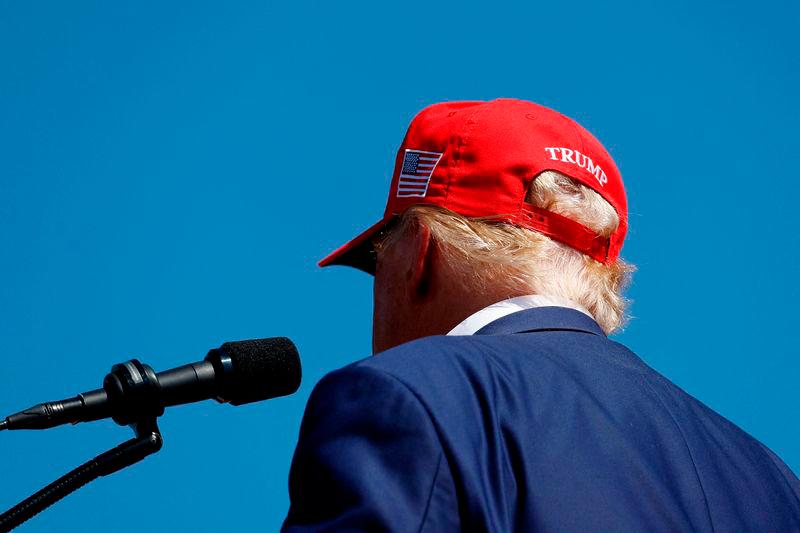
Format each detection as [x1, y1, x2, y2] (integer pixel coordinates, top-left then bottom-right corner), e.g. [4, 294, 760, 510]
[396, 149, 443, 197]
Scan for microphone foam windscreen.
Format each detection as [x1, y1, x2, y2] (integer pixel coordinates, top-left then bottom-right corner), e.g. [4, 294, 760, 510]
[215, 337, 301, 405]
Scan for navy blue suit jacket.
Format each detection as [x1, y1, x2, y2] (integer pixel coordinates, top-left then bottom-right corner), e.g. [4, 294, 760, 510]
[283, 307, 800, 531]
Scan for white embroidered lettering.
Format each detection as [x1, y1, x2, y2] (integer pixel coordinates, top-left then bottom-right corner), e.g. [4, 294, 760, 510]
[544, 147, 560, 160]
[544, 146, 607, 187]
[575, 151, 588, 169]
[586, 158, 598, 176]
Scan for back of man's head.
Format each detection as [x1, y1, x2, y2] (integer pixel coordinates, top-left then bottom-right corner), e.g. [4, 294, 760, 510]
[319, 99, 634, 348]
[378, 170, 633, 334]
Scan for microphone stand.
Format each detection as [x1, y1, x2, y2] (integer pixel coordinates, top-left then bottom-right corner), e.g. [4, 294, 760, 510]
[0, 359, 169, 532]
[0, 419, 162, 532]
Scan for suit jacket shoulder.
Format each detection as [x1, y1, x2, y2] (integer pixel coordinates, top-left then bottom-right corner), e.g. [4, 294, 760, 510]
[285, 307, 800, 532]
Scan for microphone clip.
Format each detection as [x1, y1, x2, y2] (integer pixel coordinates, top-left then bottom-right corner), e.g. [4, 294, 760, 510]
[103, 359, 166, 426]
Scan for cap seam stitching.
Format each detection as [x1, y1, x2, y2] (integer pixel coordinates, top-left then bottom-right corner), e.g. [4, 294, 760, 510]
[446, 103, 486, 208]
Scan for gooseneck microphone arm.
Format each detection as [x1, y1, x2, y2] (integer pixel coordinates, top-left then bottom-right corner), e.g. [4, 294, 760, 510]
[0, 338, 301, 532]
[0, 419, 163, 532]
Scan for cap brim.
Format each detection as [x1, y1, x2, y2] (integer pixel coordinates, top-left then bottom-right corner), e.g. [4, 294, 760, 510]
[318, 218, 388, 275]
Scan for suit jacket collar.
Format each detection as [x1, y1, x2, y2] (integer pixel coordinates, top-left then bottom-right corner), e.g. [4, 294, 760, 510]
[474, 306, 606, 337]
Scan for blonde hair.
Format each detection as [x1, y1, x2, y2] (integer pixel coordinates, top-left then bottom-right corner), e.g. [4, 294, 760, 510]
[382, 170, 634, 333]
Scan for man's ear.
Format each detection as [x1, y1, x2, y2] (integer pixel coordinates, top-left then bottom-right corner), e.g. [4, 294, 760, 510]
[407, 220, 436, 300]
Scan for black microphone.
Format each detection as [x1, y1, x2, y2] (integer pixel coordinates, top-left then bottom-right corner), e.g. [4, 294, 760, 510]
[0, 337, 301, 431]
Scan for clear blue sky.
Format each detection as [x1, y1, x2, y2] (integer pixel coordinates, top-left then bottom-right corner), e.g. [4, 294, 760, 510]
[1, 1, 798, 531]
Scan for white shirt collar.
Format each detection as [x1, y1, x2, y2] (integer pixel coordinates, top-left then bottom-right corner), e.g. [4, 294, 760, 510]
[446, 294, 593, 336]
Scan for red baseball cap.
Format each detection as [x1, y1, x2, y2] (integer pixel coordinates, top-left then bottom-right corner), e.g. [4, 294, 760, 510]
[319, 98, 627, 274]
